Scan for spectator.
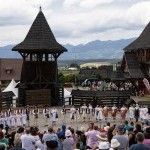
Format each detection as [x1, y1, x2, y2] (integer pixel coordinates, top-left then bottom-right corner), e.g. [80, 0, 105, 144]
[113, 125, 129, 150]
[42, 127, 59, 150]
[85, 125, 99, 149]
[35, 133, 44, 150]
[20, 128, 35, 150]
[124, 121, 132, 132]
[62, 130, 74, 150]
[57, 125, 66, 139]
[128, 127, 136, 147]
[134, 124, 143, 135]
[130, 132, 149, 150]
[143, 128, 150, 149]
[14, 127, 24, 148]
[0, 131, 9, 150]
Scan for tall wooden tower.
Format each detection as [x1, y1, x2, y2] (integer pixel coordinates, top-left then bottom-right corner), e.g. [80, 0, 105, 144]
[12, 8, 67, 106]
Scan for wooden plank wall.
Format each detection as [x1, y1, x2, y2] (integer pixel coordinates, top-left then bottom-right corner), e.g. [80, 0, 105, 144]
[26, 89, 51, 106]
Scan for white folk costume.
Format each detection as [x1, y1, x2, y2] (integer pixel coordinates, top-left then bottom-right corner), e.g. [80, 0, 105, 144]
[95, 106, 99, 120]
[139, 107, 144, 120]
[143, 107, 149, 120]
[97, 106, 103, 120]
[61, 107, 66, 123]
[81, 104, 87, 121]
[88, 104, 93, 120]
[51, 108, 58, 123]
[21, 111, 27, 126]
[70, 106, 76, 120]
[10, 113, 16, 127]
[32, 107, 39, 126]
[16, 113, 22, 126]
[43, 107, 50, 125]
[129, 106, 135, 119]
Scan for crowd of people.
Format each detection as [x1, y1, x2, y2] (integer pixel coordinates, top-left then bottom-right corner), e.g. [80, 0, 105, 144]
[0, 119, 150, 149]
[0, 104, 149, 149]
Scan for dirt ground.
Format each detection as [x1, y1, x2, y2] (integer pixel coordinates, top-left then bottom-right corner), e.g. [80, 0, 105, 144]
[19, 106, 134, 133]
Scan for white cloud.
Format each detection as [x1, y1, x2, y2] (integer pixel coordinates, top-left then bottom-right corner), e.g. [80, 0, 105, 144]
[0, 0, 150, 46]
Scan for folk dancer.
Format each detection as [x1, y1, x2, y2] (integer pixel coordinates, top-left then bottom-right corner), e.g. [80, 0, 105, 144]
[70, 105, 76, 122]
[143, 106, 149, 120]
[95, 105, 99, 121]
[135, 104, 140, 122]
[25, 106, 30, 127]
[21, 110, 27, 126]
[32, 106, 39, 126]
[5, 111, 11, 127]
[16, 111, 22, 127]
[43, 106, 50, 126]
[50, 107, 58, 126]
[88, 104, 93, 121]
[111, 105, 118, 121]
[61, 105, 66, 124]
[103, 105, 109, 121]
[120, 105, 127, 122]
[129, 105, 135, 121]
[10, 110, 16, 128]
[81, 103, 87, 122]
[97, 106, 103, 121]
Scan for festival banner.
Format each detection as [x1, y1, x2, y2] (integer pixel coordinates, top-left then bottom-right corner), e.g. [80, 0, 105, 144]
[143, 78, 150, 93]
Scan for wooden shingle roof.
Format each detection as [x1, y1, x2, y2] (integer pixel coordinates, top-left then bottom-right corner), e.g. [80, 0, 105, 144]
[12, 9, 67, 53]
[111, 66, 127, 81]
[124, 22, 150, 51]
[124, 52, 144, 78]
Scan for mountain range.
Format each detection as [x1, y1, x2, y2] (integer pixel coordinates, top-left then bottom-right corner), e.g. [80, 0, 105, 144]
[0, 38, 135, 60]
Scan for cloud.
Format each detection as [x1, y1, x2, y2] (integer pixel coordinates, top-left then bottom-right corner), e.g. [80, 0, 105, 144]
[0, 0, 150, 46]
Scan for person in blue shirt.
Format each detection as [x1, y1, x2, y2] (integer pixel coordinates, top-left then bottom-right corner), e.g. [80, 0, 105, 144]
[130, 132, 149, 150]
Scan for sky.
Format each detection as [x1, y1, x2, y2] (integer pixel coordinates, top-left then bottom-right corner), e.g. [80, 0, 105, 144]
[0, 0, 150, 46]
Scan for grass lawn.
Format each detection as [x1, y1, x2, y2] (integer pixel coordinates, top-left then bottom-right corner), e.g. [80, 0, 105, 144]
[59, 70, 79, 76]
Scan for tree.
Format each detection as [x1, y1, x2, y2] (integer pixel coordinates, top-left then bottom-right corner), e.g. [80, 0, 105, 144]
[70, 63, 80, 69]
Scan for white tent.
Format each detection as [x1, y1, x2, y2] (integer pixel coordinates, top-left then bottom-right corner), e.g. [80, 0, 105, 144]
[64, 88, 71, 105]
[3, 79, 18, 98]
[64, 88, 71, 98]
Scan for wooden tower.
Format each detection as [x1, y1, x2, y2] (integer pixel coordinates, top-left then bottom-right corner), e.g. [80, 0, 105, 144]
[12, 8, 67, 106]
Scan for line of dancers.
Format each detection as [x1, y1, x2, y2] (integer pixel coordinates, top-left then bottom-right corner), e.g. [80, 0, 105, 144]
[69, 103, 149, 122]
[0, 105, 59, 128]
[0, 104, 148, 129]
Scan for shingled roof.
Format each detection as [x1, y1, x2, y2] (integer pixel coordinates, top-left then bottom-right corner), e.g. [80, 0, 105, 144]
[12, 8, 67, 53]
[124, 52, 144, 78]
[124, 22, 150, 51]
[111, 66, 127, 81]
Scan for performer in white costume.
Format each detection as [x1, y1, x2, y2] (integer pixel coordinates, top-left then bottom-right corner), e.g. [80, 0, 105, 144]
[81, 103, 87, 122]
[129, 105, 135, 121]
[139, 106, 144, 120]
[70, 105, 76, 122]
[50, 108, 58, 126]
[143, 106, 149, 120]
[61, 105, 66, 124]
[88, 104, 93, 121]
[43, 106, 50, 126]
[16, 112, 22, 127]
[95, 105, 99, 121]
[32, 106, 39, 126]
[21, 110, 27, 126]
[10, 111, 16, 128]
[97, 106, 103, 121]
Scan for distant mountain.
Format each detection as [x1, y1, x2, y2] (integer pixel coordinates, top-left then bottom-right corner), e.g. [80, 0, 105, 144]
[0, 38, 135, 60]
